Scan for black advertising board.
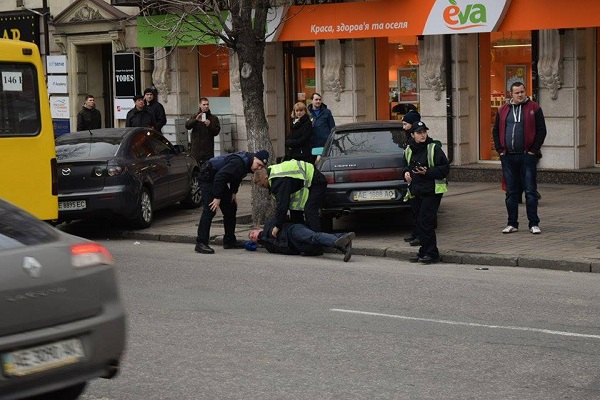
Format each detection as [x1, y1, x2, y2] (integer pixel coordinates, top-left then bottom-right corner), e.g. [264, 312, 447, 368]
[113, 52, 141, 98]
[0, 12, 40, 46]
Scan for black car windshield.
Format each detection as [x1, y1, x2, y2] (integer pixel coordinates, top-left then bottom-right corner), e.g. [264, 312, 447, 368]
[0, 199, 58, 250]
[327, 129, 405, 157]
[56, 137, 121, 161]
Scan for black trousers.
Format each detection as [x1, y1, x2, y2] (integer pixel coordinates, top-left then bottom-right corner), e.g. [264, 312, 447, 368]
[413, 194, 443, 258]
[289, 171, 327, 232]
[196, 178, 237, 246]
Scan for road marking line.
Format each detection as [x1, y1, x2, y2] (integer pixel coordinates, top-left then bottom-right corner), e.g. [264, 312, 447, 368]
[330, 309, 600, 340]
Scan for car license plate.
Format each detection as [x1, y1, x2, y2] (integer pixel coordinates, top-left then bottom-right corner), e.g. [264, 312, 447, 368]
[353, 189, 396, 201]
[2, 338, 84, 376]
[59, 200, 86, 211]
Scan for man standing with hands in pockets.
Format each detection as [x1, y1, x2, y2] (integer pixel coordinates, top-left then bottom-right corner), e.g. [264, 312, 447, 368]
[187, 97, 221, 165]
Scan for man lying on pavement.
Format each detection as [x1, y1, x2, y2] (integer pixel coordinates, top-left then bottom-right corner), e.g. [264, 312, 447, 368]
[247, 218, 355, 262]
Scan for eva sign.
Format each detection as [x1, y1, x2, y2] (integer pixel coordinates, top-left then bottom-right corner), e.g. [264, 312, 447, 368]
[423, 0, 511, 35]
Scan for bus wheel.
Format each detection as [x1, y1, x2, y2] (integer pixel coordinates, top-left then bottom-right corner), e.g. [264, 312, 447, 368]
[132, 187, 153, 229]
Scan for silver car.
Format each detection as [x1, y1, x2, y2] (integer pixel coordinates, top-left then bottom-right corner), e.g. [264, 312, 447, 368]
[0, 198, 126, 399]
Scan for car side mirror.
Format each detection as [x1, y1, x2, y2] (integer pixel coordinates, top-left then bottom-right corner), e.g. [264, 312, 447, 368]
[311, 147, 323, 156]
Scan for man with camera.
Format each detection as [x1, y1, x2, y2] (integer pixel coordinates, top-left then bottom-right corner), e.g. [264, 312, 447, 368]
[186, 97, 221, 165]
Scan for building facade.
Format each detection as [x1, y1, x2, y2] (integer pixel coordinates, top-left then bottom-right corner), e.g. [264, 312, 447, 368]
[2, 0, 599, 173]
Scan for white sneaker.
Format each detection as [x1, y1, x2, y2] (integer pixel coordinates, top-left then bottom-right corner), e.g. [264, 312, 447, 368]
[530, 226, 541, 234]
[502, 225, 518, 234]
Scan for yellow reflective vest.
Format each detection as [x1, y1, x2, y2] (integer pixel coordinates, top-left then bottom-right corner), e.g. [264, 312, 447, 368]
[404, 142, 448, 200]
[268, 160, 315, 211]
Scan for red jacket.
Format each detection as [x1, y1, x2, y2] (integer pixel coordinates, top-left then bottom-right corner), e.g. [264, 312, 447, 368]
[492, 99, 547, 155]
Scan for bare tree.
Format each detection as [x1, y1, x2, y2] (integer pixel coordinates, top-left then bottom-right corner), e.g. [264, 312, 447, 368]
[137, 0, 292, 224]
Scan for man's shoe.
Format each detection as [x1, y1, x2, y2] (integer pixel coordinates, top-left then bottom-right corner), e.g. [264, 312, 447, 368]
[223, 241, 245, 249]
[404, 234, 417, 242]
[341, 242, 352, 262]
[409, 238, 420, 246]
[418, 255, 440, 264]
[502, 225, 518, 234]
[334, 232, 356, 249]
[530, 226, 541, 234]
[195, 243, 215, 254]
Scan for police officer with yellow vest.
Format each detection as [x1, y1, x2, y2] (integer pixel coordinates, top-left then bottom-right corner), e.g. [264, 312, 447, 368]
[253, 159, 327, 234]
[402, 121, 449, 264]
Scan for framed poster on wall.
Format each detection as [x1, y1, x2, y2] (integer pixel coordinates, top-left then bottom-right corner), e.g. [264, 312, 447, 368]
[397, 68, 419, 103]
[505, 65, 527, 94]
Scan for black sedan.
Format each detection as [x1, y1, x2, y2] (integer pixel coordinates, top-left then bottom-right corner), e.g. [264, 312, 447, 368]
[315, 121, 410, 231]
[55, 127, 201, 228]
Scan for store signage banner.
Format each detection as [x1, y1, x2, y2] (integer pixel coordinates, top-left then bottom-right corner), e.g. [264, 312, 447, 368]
[278, 0, 600, 41]
[114, 98, 134, 120]
[47, 75, 68, 94]
[0, 13, 39, 45]
[46, 55, 67, 74]
[49, 96, 70, 119]
[113, 53, 141, 98]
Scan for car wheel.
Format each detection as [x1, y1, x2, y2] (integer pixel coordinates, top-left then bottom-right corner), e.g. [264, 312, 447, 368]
[131, 187, 153, 229]
[181, 169, 202, 209]
[28, 382, 87, 400]
[320, 215, 334, 233]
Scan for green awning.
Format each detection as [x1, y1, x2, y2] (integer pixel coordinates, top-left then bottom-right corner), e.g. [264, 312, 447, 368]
[137, 13, 226, 48]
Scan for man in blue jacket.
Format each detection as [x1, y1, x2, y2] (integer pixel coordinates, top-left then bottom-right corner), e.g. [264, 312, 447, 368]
[307, 92, 335, 149]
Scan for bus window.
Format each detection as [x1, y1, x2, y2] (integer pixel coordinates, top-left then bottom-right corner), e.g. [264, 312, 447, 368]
[0, 39, 57, 220]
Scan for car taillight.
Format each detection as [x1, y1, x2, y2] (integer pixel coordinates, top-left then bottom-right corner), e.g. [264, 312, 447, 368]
[321, 171, 335, 184]
[93, 165, 124, 177]
[334, 168, 402, 183]
[70, 242, 114, 268]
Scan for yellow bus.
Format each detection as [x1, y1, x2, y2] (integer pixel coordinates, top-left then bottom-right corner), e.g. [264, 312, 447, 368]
[0, 39, 58, 220]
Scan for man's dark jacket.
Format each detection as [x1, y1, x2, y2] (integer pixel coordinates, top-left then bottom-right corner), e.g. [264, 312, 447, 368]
[76, 106, 101, 131]
[258, 219, 321, 256]
[125, 108, 156, 129]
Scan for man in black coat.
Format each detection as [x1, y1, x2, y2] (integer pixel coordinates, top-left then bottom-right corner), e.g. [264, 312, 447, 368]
[195, 150, 270, 254]
[76, 95, 101, 131]
[144, 87, 167, 132]
[126, 94, 156, 128]
[248, 219, 355, 262]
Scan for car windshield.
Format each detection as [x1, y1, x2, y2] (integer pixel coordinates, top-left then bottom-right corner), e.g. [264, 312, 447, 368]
[56, 137, 122, 161]
[0, 199, 58, 250]
[326, 129, 406, 157]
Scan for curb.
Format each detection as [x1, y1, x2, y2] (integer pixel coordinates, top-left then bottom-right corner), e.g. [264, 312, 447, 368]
[117, 230, 598, 273]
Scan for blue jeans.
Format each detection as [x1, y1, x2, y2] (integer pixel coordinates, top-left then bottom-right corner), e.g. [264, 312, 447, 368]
[501, 153, 540, 229]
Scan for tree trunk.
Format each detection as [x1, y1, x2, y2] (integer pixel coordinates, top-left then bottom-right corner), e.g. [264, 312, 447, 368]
[234, 13, 275, 226]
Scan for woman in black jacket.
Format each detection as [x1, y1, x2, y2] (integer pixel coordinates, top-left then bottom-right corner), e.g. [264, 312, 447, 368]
[402, 121, 449, 264]
[285, 102, 314, 163]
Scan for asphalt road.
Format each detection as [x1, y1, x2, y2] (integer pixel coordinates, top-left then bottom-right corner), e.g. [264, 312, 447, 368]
[81, 239, 600, 400]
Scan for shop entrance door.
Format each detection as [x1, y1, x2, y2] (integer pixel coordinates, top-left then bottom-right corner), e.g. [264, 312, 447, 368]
[284, 42, 315, 138]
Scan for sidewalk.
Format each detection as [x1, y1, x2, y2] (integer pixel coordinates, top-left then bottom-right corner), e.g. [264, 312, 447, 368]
[121, 181, 600, 273]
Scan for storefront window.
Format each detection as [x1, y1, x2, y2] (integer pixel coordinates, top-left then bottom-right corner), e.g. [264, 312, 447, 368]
[198, 44, 230, 114]
[375, 36, 419, 121]
[479, 31, 532, 160]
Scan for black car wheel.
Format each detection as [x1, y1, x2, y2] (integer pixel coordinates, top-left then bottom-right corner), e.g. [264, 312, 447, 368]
[181, 169, 202, 209]
[131, 187, 153, 229]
